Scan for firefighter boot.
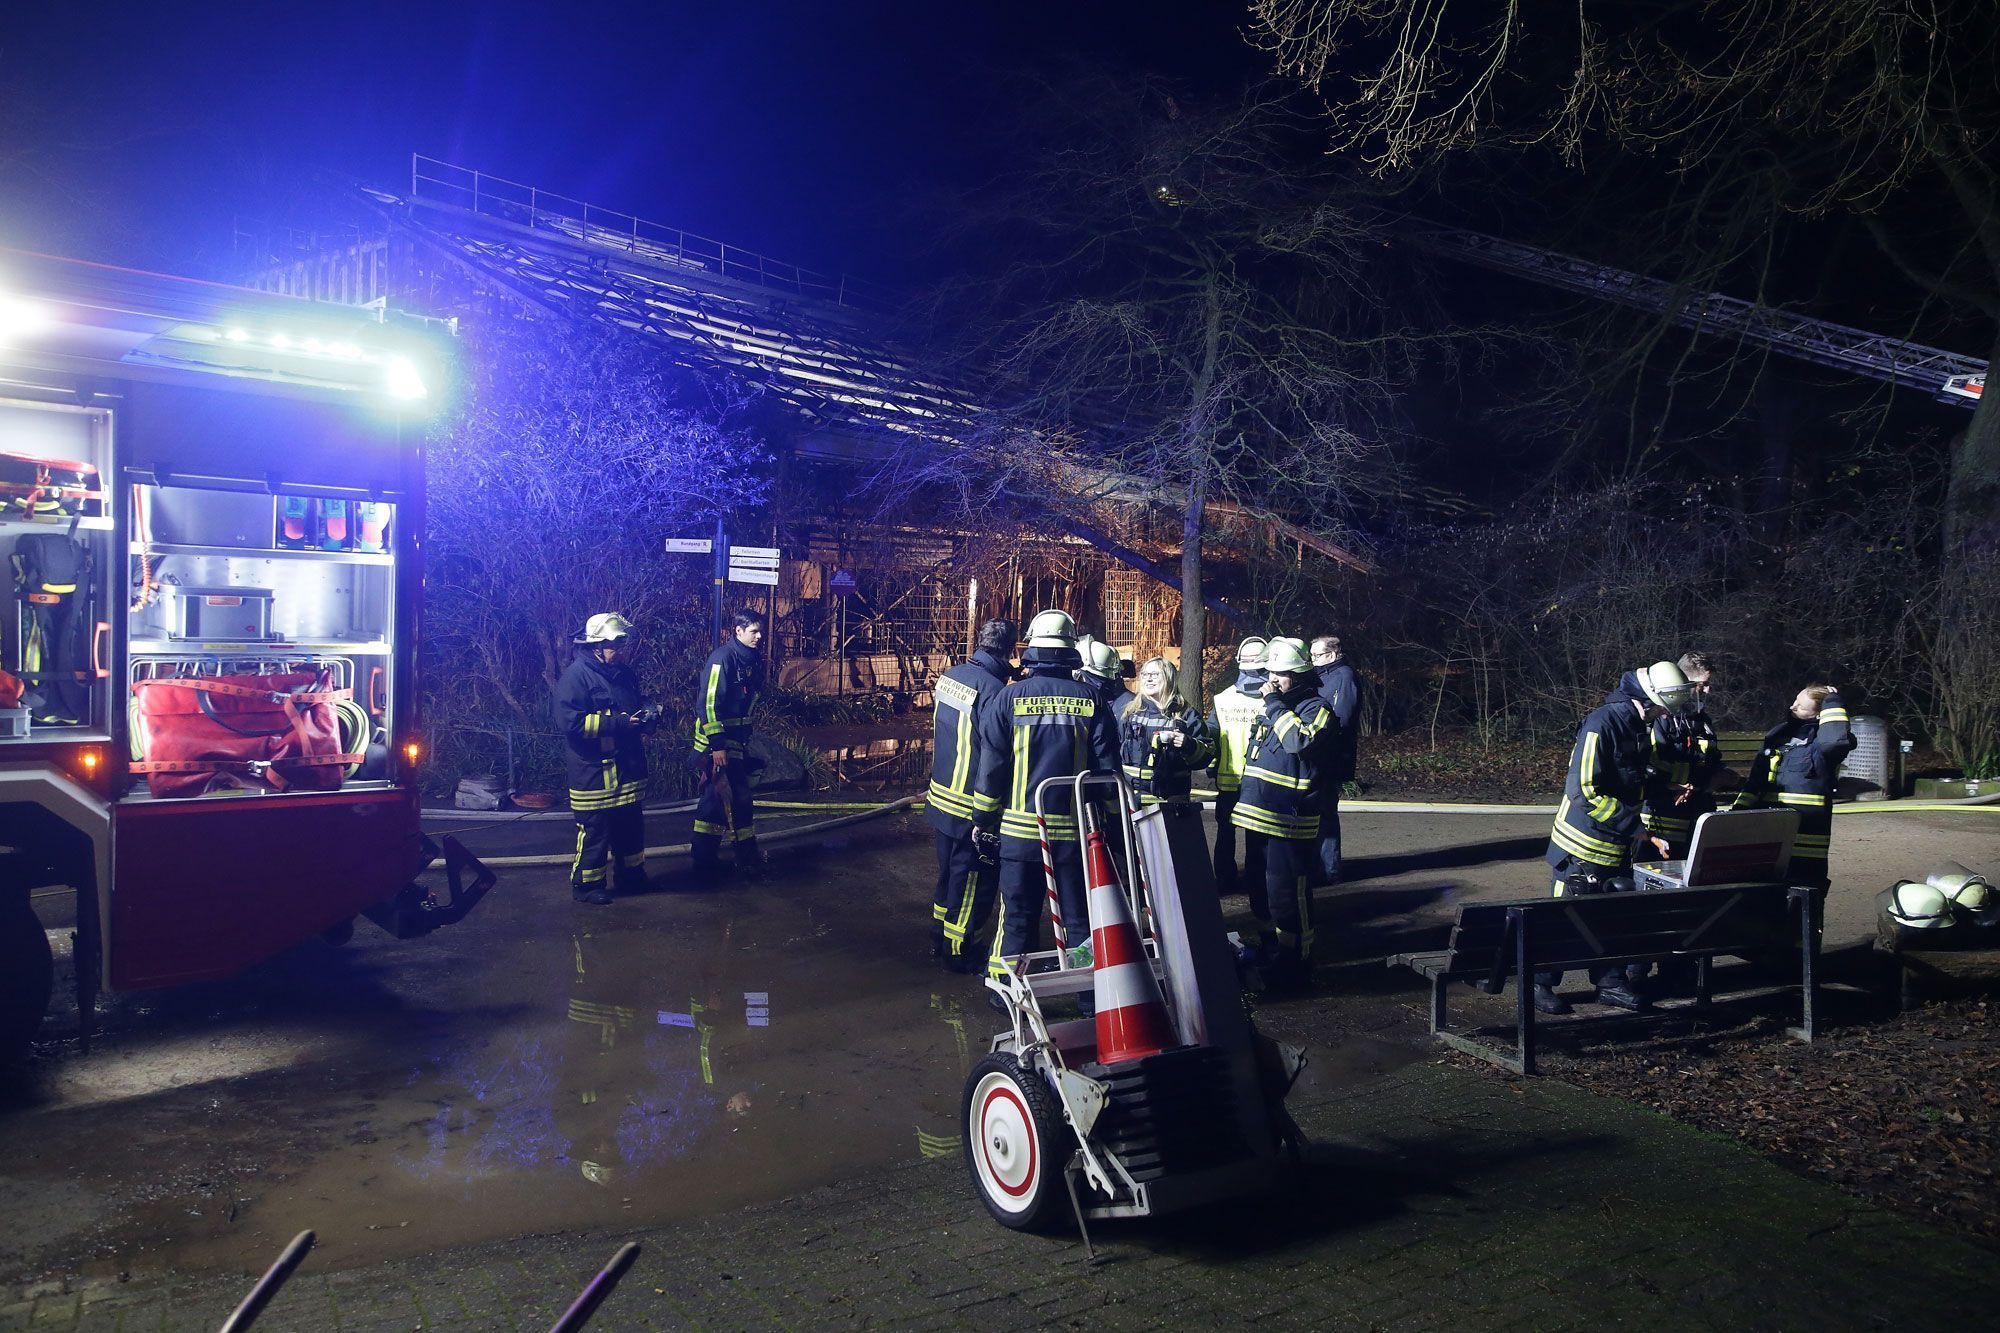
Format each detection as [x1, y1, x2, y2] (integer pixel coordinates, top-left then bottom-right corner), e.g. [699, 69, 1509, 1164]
[1592, 970, 1652, 1012]
[1262, 938, 1311, 994]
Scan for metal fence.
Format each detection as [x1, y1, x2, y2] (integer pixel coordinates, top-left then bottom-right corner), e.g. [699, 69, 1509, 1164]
[410, 155, 897, 314]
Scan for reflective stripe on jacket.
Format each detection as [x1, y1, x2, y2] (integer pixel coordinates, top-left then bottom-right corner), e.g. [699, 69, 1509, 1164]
[692, 639, 764, 755]
[1119, 696, 1214, 804]
[1734, 693, 1855, 859]
[1546, 690, 1650, 870]
[973, 655, 1120, 859]
[924, 648, 1012, 836]
[556, 650, 649, 803]
[1641, 708, 1721, 838]
[1232, 689, 1331, 841]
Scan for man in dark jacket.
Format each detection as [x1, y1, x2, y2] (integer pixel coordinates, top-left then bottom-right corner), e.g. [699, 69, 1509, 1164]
[690, 610, 767, 884]
[1734, 683, 1856, 890]
[925, 618, 1016, 972]
[556, 613, 663, 905]
[973, 609, 1121, 976]
[1309, 635, 1361, 884]
[1536, 662, 1686, 1013]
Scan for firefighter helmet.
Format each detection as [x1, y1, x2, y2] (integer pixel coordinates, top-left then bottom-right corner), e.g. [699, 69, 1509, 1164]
[1236, 636, 1268, 668]
[1637, 661, 1693, 712]
[1886, 880, 1954, 929]
[1026, 609, 1077, 647]
[1929, 869, 1998, 928]
[1264, 638, 1312, 674]
[575, 612, 635, 645]
[1080, 639, 1123, 681]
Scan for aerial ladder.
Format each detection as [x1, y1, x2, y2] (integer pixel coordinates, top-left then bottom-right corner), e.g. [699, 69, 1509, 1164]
[1405, 222, 1986, 407]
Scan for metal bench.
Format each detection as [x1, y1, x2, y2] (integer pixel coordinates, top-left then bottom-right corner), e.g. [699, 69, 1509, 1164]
[1391, 882, 1825, 1075]
[1716, 730, 1765, 786]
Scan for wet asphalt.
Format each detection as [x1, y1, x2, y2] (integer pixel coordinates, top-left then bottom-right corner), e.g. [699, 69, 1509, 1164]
[3, 806, 974, 1290]
[2, 799, 1992, 1300]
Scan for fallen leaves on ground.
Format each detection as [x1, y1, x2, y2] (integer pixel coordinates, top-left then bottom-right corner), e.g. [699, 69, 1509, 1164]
[1554, 998, 1999, 1249]
[1358, 732, 1567, 802]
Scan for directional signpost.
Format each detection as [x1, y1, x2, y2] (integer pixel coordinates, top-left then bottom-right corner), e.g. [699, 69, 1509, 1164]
[666, 522, 783, 640]
[728, 546, 781, 586]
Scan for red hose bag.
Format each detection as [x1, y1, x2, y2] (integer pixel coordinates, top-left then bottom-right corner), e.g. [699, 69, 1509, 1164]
[130, 670, 361, 797]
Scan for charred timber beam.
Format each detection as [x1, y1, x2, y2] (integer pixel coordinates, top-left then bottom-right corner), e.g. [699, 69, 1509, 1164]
[1056, 515, 1243, 625]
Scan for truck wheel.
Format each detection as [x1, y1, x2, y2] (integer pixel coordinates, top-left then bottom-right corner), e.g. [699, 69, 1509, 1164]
[0, 894, 54, 1063]
[964, 1052, 1068, 1231]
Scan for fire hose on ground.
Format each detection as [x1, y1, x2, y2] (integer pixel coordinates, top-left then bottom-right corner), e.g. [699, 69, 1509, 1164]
[429, 787, 1996, 874]
[465, 793, 923, 869]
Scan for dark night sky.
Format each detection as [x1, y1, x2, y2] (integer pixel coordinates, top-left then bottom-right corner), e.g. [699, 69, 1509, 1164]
[1, 1, 1257, 282]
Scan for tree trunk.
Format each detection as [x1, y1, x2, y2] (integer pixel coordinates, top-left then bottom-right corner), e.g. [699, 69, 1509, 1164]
[1179, 473, 1208, 706]
[1944, 327, 2000, 558]
[1929, 326, 2000, 769]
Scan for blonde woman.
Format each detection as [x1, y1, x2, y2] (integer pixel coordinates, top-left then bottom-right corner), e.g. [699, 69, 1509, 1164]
[1119, 657, 1214, 806]
[1734, 683, 1856, 890]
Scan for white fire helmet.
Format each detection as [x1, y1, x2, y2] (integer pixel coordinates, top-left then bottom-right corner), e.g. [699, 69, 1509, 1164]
[1885, 880, 1954, 929]
[575, 612, 635, 645]
[1928, 869, 1998, 928]
[1637, 661, 1693, 712]
[1236, 636, 1269, 668]
[1080, 639, 1123, 681]
[1264, 638, 1312, 675]
[1026, 609, 1077, 648]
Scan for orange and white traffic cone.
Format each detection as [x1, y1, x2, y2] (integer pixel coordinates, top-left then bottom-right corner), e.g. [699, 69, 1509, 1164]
[1084, 829, 1178, 1066]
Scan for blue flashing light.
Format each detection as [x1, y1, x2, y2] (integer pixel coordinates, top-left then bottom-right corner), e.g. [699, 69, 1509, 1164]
[385, 354, 427, 400]
[0, 294, 52, 343]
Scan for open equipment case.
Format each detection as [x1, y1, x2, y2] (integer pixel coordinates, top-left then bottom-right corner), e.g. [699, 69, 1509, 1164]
[1, 249, 492, 1059]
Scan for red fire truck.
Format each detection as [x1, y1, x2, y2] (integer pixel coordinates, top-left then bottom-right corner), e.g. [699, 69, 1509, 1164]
[0, 249, 490, 1060]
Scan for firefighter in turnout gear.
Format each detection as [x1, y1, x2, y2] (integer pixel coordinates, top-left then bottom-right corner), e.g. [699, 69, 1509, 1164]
[1535, 662, 1687, 1013]
[974, 609, 1121, 977]
[1230, 638, 1332, 990]
[1734, 683, 1855, 890]
[557, 613, 662, 905]
[1073, 635, 1131, 718]
[1206, 637, 1269, 896]
[925, 618, 1016, 972]
[1640, 652, 1722, 858]
[691, 610, 768, 884]
[1120, 656, 1213, 806]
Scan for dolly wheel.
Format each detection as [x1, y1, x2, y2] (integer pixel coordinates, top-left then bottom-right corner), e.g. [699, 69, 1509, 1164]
[0, 894, 54, 1063]
[964, 1052, 1067, 1231]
